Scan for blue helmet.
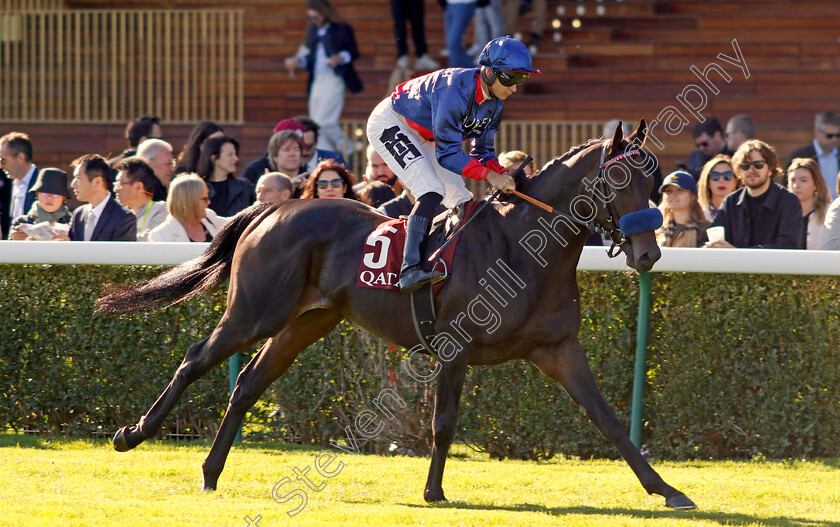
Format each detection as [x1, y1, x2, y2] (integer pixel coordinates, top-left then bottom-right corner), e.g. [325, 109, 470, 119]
[478, 36, 541, 74]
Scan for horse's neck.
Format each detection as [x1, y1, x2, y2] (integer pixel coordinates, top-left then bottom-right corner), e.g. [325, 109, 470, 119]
[489, 146, 602, 270]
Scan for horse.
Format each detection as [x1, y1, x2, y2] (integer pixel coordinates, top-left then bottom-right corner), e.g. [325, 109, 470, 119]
[97, 121, 696, 510]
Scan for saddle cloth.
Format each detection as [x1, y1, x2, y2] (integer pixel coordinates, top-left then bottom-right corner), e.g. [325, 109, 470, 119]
[357, 201, 482, 291]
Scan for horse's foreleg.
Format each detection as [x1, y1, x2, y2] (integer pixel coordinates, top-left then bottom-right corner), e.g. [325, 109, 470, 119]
[113, 319, 261, 452]
[201, 310, 342, 491]
[424, 355, 469, 502]
[528, 341, 696, 510]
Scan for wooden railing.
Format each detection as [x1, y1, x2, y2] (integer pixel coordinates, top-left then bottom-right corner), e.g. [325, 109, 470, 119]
[339, 119, 604, 193]
[0, 8, 244, 124]
[0, 0, 63, 10]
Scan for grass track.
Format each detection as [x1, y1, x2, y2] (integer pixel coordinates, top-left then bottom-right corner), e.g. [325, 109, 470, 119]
[1, 434, 838, 527]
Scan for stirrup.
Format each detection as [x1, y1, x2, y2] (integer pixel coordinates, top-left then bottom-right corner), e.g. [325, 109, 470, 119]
[399, 266, 446, 294]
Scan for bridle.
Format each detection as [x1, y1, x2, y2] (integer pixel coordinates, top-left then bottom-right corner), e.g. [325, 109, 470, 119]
[544, 144, 642, 258]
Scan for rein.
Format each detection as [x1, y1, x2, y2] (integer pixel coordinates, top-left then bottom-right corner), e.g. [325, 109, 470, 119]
[513, 145, 642, 258]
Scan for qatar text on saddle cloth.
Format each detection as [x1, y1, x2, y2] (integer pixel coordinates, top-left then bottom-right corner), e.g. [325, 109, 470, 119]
[357, 201, 482, 292]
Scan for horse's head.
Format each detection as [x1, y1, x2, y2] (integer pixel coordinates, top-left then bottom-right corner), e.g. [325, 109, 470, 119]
[590, 120, 662, 273]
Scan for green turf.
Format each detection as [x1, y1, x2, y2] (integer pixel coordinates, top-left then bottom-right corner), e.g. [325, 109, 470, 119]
[1, 433, 837, 526]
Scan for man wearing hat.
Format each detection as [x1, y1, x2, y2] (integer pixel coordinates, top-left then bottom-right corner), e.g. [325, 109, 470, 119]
[366, 35, 539, 293]
[8, 168, 72, 240]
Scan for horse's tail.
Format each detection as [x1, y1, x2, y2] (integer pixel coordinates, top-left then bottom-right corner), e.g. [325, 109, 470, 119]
[95, 202, 276, 315]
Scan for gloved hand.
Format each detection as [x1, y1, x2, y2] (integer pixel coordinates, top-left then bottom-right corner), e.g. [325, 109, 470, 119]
[486, 169, 515, 192]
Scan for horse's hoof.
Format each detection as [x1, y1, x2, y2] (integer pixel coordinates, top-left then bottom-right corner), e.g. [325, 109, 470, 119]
[665, 493, 697, 510]
[112, 426, 134, 452]
[201, 485, 216, 492]
[424, 490, 447, 503]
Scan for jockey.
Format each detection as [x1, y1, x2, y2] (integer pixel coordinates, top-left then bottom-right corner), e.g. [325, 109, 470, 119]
[366, 35, 540, 294]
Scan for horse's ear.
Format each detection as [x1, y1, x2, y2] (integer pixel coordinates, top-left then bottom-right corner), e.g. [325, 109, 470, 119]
[607, 120, 624, 156]
[630, 118, 647, 148]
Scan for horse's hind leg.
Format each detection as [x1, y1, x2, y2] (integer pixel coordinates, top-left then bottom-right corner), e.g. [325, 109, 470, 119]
[113, 317, 265, 452]
[528, 339, 696, 510]
[424, 354, 469, 502]
[201, 309, 342, 491]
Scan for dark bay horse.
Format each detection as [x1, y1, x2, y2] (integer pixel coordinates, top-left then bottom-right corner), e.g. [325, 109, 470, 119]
[97, 121, 696, 510]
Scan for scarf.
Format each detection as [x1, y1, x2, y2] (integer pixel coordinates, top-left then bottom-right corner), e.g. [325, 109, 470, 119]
[26, 202, 71, 224]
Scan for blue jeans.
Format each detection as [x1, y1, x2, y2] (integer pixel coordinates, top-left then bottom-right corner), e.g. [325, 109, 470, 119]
[445, 2, 477, 68]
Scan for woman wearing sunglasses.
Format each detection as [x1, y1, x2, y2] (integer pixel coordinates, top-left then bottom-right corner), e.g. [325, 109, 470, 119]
[786, 158, 831, 249]
[366, 36, 539, 293]
[300, 159, 359, 200]
[697, 154, 741, 221]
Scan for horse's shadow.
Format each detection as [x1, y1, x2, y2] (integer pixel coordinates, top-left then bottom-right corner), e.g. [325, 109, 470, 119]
[398, 501, 837, 527]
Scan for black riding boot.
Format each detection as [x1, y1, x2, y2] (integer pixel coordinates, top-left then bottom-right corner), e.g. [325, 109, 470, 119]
[399, 215, 446, 294]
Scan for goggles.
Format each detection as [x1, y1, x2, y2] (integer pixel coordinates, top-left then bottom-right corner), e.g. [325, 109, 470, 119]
[496, 70, 530, 87]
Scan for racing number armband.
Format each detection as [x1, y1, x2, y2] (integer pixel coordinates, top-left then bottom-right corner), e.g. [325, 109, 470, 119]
[462, 158, 490, 181]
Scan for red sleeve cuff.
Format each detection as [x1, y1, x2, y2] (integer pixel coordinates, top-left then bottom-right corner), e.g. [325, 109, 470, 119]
[485, 159, 505, 174]
[462, 158, 489, 181]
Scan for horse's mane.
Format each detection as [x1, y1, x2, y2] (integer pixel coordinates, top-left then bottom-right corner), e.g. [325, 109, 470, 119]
[526, 136, 605, 186]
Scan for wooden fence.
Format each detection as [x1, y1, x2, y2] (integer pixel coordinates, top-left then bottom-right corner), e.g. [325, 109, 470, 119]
[0, 8, 244, 124]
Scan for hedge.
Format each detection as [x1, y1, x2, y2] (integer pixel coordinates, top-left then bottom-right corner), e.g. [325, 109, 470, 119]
[1, 264, 837, 460]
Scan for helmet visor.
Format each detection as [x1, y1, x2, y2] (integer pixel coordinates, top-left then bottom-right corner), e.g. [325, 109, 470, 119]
[496, 70, 530, 87]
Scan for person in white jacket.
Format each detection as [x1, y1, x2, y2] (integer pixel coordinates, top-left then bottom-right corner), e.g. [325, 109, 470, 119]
[147, 173, 228, 242]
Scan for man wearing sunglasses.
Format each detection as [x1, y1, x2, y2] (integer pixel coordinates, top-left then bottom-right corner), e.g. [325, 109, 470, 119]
[686, 117, 732, 181]
[706, 139, 801, 249]
[366, 36, 539, 293]
[786, 111, 840, 199]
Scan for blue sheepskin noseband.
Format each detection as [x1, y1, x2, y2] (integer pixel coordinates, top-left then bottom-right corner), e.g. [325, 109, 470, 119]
[619, 208, 663, 236]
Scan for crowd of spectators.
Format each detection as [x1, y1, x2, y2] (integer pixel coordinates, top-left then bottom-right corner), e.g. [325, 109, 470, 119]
[3, 107, 840, 251]
[1, 0, 839, 251]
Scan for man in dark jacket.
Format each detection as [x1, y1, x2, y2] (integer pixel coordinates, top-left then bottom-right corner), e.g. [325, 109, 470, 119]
[707, 140, 801, 249]
[66, 154, 136, 242]
[786, 111, 840, 199]
[284, 0, 363, 153]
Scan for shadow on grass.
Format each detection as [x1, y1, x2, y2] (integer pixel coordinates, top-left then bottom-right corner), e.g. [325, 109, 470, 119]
[400, 502, 838, 527]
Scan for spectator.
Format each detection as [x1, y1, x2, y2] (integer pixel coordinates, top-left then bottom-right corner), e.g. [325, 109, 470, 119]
[686, 117, 732, 180]
[786, 158, 831, 250]
[498, 150, 536, 177]
[295, 116, 347, 172]
[255, 172, 293, 204]
[655, 171, 711, 247]
[8, 168, 72, 240]
[390, 0, 439, 71]
[175, 121, 225, 175]
[787, 111, 840, 199]
[266, 130, 309, 196]
[197, 136, 255, 217]
[445, 0, 478, 67]
[821, 183, 840, 250]
[379, 186, 416, 218]
[147, 174, 228, 242]
[0, 132, 39, 238]
[697, 154, 740, 221]
[724, 114, 754, 153]
[300, 159, 359, 200]
[109, 116, 162, 167]
[364, 144, 403, 195]
[504, 0, 547, 47]
[360, 180, 397, 208]
[284, 0, 363, 153]
[241, 119, 335, 185]
[706, 140, 801, 249]
[66, 154, 136, 241]
[470, 0, 503, 59]
[136, 138, 176, 198]
[114, 157, 168, 241]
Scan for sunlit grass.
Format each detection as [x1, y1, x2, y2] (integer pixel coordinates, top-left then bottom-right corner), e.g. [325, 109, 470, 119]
[1, 433, 837, 526]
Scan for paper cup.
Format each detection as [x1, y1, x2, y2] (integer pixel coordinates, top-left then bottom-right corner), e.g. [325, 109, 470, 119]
[706, 226, 725, 243]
